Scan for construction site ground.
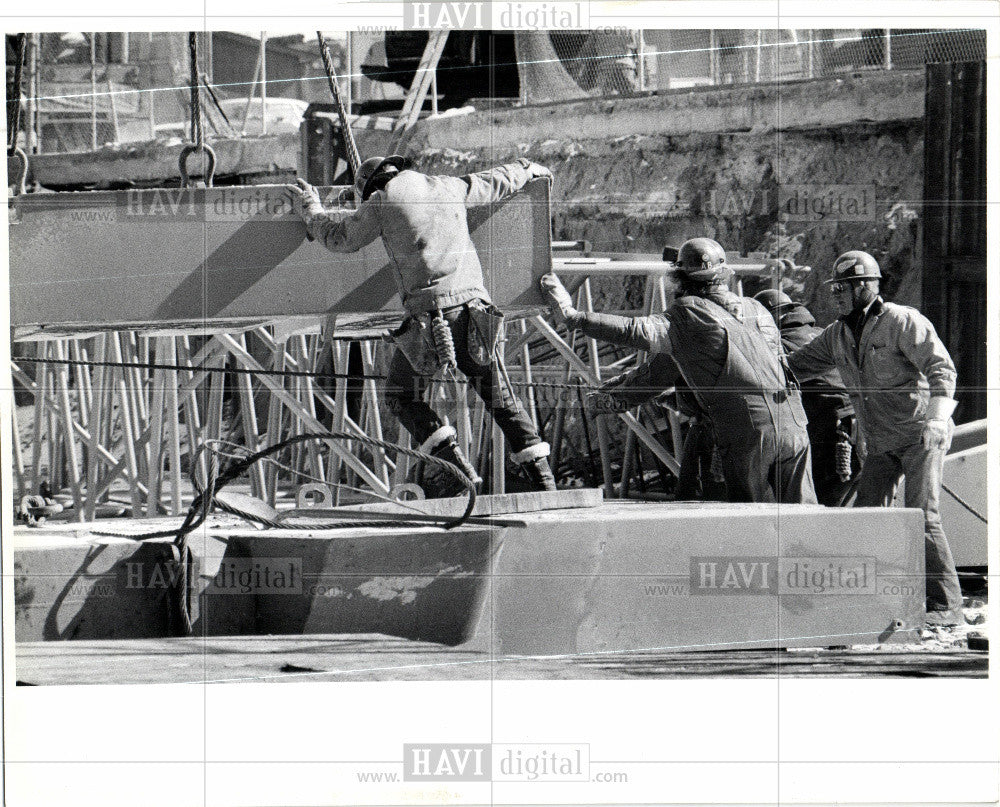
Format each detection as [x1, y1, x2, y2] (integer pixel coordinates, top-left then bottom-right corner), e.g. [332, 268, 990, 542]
[15, 610, 987, 685]
[12, 463, 989, 684]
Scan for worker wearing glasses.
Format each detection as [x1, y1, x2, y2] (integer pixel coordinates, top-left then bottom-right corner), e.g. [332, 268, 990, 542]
[787, 251, 963, 625]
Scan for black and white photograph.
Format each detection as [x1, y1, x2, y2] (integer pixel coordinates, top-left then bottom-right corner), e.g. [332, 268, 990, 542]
[2, 5, 998, 806]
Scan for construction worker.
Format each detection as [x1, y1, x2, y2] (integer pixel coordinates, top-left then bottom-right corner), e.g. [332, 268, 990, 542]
[588, 354, 724, 501]
[754, 289, 859, 505]
[787, 251, 963, 624]
[540, 237, 817, 504]
[286, 156, 557, 496]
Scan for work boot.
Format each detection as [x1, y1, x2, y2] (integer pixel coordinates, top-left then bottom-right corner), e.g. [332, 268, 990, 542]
[539, 274, 577, 323]
[924, 608, 964, 628]
[415, 426, 481, 499]
[512, 443, 557, 492]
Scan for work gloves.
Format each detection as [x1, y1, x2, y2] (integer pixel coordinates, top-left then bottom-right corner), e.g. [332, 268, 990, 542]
[921, 396, 957, 451]
[539, 273, 577, 323]
[285, 178, 323, 219]
[517, 157, 553, 182]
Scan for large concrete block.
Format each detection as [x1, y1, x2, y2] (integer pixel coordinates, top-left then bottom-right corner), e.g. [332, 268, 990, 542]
[484, 502, 925, 654]
[9, 179, 550, 330]
[888, 419, 988, 568]
[12, 521, 500, 646]
[940, 445, 988, 568]
[240, 527, 499, 645]
[13, 501, 926, 654]
[13, 535, 198, 641]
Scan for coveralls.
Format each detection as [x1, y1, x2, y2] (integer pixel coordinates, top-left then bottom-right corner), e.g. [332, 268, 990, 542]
[300, 159, 546, 455]
[596, 353, 723, 501]
[565, 288, 817, 504]
[788, 298, 963, 611]
[777, 304, 858, 505]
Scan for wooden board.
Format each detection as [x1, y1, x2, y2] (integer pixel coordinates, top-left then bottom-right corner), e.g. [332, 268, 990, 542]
[15, 633, 987, 684]
[9, 178, 551, 330]
[282, 487, 604, 522]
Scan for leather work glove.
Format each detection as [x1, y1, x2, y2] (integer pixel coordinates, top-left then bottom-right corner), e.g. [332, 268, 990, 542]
[517, 157, 553, 182]
[286, 178, 323, 219]
[530, 163, 553, 182]
[538, 273, 578, 323]
[921, 396, 957, 451]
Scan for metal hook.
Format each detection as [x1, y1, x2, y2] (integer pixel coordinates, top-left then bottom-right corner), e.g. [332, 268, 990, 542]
[8, 146, 29, 196]
[178, 143, 216, 188]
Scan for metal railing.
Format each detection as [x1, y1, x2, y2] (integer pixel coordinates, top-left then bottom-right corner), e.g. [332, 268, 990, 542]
[529, 29, 987, 103]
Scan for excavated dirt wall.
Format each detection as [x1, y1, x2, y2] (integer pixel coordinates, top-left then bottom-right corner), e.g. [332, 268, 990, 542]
[399, 71, 926, 324]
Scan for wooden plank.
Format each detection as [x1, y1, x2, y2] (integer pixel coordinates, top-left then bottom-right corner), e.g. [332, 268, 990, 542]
[235, 334, 268, 500]
[84, 335, 108, 521]
[14, 635, 987, 684]
[531, 315, 680, 475]
[163, 338, 183, 515]
[52, 341, 84, 516]
[581, 279, 616, 498]
[109, 333, 142, 513]
[217, 333, 390, 495]
[286, 488, 603, 520]
[145, 338, 171, 515]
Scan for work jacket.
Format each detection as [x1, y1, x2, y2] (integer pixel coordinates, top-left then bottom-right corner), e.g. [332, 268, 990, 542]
[777, 305, 847, 393]
[788, 298, 957, 455]
[573, 289, 807, 444]
[302, 158, 546, 315]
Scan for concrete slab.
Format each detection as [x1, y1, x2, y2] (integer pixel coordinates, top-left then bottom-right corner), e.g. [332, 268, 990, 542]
[940, 445, 988, 568]
[485, 502, 925, 654]
[12, 518, 501, 646]
[13, 501, 926, 654]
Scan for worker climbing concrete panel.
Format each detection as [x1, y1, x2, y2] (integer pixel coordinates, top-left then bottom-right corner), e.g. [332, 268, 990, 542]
[8, 179, 551, 330]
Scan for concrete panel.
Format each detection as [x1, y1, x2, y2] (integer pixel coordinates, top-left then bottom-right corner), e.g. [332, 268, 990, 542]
[13, 521, 499, 646]
[940, 445, 988, 567]
[411, 70, 925, 153]
[889, 421, 987, 568]
[13, 502, 925, 653]
[486, 503, 925, 654]
[9, 179, 551, 329]
[240, 527, 499, 645]
[13, 536, 195, 641]
[24, 131, 300, 189]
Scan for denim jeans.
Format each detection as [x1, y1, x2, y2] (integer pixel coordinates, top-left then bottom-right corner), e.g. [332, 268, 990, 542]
[385, 304, 542, 454]
[853, 441, 963, 611]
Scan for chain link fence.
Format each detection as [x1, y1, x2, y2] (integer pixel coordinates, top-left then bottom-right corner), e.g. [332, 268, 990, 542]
[525, 28, 987, 103]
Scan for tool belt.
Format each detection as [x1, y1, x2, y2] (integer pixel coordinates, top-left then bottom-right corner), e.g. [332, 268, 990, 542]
[388, 299, 504, 377]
